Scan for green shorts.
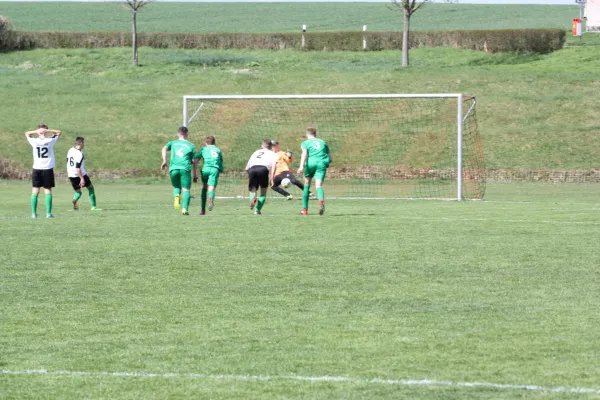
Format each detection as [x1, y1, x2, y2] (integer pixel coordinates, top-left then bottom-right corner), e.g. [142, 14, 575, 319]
[304, 162, 329, 181]
[202, 168, 220, 187]
[170, 169, 192, 190]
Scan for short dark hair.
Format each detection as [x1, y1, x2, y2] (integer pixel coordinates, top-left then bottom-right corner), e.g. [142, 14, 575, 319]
[262, 139, 272, 150]
[178, 126, 189, 136]
[38, 123, 48, 129]
[205, 136, 216, 145]
[75, 136, 85, 145]
[306, 127, 317, 136]
[271, 139, 279, 146]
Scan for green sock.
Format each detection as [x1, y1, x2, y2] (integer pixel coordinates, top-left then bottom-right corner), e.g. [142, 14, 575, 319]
[173, 188, 181, 198]
[201, 188, 207, 211]
[73, 191, 82, 202]
[31, 194, 38, 215]
[256, 195, 267, 211]
[182, 190, 191, 210]
[88, 186, 96, 207]
[317, 187, 325, 200]
[302, 186, 310, 209]
[45, 193, 52, 215]
[249, 193, 256, 203]
[209, 190, 215, 199]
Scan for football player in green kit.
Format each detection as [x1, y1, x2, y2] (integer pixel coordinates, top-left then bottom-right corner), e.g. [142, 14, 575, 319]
[161, 126, 195, 215]
[193, 135, 224, 215]
[297, 127, 332, 216]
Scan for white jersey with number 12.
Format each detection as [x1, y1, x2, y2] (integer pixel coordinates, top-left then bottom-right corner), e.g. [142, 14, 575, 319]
[27, 136, 59, 170]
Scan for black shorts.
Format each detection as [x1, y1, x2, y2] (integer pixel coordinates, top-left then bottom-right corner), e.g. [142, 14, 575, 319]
[69, 175, 92, 190]
[274, 171, 293, 187]
[32, 168, 55, 188]
[248, 166, 269, 190]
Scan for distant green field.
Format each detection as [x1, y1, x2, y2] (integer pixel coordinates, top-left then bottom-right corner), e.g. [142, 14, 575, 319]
[1, 44, 600, 174]
[0, 2, 581, 33]
[1, 181, 599, 399]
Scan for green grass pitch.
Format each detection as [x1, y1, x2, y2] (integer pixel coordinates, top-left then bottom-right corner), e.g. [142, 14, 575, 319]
[1, 181, 599, 399]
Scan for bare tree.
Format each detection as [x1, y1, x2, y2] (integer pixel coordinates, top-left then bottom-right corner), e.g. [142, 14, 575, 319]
[390, 0, 432, 67]
[123, 0, 152, 66]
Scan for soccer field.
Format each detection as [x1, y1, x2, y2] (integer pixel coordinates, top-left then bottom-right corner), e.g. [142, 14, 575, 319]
[1, 181, 599, 399]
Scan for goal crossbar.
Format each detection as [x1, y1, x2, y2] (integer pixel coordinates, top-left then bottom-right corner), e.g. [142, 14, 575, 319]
[184, 94, 463, 100]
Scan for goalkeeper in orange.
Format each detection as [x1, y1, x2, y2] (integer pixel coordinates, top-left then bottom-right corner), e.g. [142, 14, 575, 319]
[270, 140, 312, 200]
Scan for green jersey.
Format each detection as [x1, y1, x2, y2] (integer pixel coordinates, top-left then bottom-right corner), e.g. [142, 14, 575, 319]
[166, 139, 195, 172]
[195, 145, 224, 172]
[301, 138, 330, 165]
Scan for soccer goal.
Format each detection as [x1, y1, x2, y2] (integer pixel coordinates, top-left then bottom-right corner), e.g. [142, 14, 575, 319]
[183, 94, 485, 200]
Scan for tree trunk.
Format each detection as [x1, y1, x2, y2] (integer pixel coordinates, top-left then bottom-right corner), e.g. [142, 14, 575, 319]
[402, 10, 410, 67]
[132, 10, 138, 66]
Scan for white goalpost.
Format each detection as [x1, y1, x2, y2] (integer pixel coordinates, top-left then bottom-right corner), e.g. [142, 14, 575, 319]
[183, 94, 485, 201]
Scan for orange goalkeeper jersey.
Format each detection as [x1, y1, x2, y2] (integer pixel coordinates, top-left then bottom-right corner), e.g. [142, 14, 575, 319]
[274, 151, 292, 176]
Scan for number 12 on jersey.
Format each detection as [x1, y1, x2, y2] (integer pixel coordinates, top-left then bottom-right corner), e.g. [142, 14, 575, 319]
[36, 147, 49, 158]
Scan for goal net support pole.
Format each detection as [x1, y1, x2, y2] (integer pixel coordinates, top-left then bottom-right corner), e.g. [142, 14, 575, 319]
[183, 94, 484, 201]
[457, 93, 463, 201]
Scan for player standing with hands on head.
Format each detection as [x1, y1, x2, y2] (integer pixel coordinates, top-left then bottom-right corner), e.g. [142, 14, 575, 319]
[67, 137, 101, 212]
[161, 126, 195, 215]
[245, 139, 278, 215]
[298, 127, 332, 216]
[193, 135, 223, 215]
[25, 123, 61, 219]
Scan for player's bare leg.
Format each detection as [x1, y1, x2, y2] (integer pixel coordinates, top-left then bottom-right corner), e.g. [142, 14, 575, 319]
[301, 177, 311, 215]
[315, 179, 325, 215]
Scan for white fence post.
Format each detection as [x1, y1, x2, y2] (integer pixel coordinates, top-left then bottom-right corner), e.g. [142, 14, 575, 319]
[302, 24, 306, 48]
[363, 25, 367, 50]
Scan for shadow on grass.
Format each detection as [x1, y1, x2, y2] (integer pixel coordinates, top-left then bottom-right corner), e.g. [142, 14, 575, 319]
[468, 53, 544, 66]
[160, 52, 262, 67]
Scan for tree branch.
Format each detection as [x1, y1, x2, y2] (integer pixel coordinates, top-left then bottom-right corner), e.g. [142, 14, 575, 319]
[412, 0, 430, 14]
[123, 0, 154, 12]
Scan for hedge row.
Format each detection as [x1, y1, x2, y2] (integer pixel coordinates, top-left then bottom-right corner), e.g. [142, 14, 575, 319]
[3, 29, 565, 53]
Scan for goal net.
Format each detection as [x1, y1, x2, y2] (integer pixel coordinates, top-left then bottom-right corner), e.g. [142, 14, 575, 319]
[183, 94, 485, 200]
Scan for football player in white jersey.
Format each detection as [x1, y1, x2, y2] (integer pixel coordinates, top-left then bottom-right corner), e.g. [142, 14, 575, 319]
[66, 137, 100, 212]
[25, 123, 61, 218]
[245, 139, 278, 215]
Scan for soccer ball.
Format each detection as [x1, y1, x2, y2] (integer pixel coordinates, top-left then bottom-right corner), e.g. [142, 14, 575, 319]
[281, 178, 291, 188]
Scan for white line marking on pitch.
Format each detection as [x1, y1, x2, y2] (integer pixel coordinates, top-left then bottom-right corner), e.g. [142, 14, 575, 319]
[435, 217, 600, 225]
[1, 369, 599, 395]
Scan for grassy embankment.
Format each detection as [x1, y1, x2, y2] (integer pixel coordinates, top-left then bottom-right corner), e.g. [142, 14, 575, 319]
[1, 44, 599, 174]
